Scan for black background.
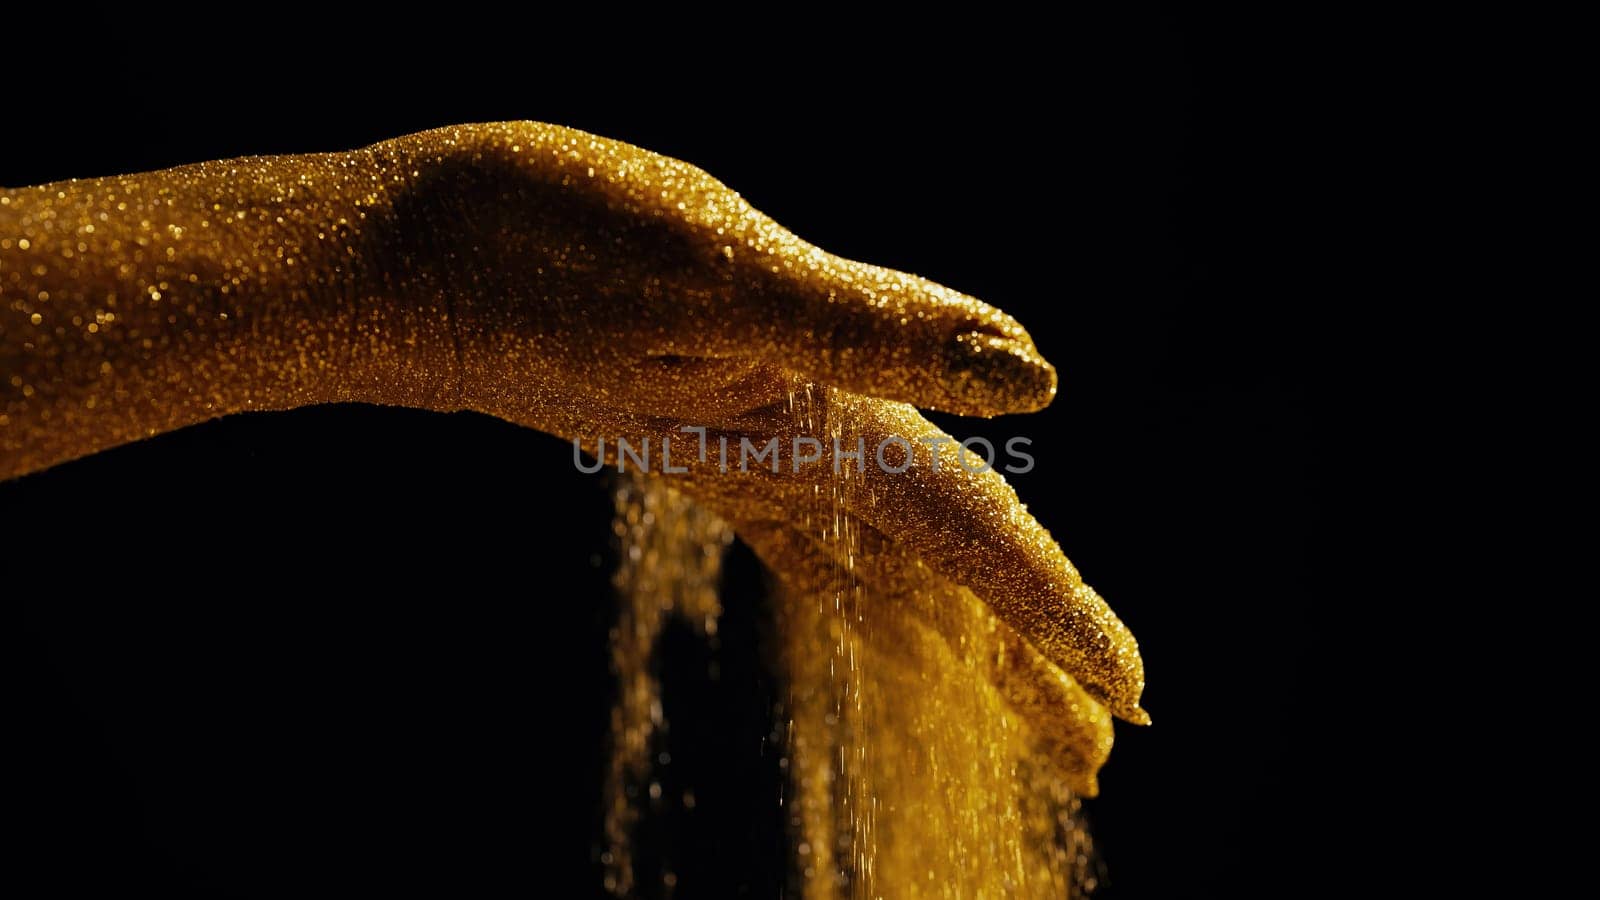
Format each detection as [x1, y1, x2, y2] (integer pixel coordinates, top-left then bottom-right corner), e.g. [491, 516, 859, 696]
[3, 11, 1321, 898]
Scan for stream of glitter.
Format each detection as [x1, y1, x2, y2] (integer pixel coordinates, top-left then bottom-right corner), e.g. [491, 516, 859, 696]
[603, 477, 733, 896]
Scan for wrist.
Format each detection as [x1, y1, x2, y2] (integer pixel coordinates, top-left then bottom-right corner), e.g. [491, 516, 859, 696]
[350, 124, 552, 414]
[297, 143, 466, 413]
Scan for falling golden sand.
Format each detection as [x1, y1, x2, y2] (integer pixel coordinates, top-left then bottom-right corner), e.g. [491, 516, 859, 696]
[603, 476, 733, 896]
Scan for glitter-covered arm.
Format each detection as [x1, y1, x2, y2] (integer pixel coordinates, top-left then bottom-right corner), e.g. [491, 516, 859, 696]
[0, 142, 467, 477]
[1, 122, 1143, 723]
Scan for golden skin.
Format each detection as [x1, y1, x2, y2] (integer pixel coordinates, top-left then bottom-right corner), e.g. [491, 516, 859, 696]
[0, 123, 1146, 764]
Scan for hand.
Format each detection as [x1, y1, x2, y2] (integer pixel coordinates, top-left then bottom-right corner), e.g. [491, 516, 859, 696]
[377, 124, 1147, 730]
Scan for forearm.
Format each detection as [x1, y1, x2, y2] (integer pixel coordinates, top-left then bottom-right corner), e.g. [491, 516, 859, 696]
[0, 144, 459, 479]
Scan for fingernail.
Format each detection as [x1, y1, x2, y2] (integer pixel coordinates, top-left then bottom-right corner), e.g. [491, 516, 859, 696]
[941, 331, 1058, 415]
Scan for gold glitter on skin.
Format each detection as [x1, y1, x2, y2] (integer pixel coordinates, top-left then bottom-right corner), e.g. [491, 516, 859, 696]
[0, 122, 1144, 723]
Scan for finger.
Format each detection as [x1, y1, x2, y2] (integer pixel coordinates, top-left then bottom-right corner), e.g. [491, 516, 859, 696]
[681, 226, 1057, 417]
[734, 519, 1114, 796]
[817, 392, 1149, 724]
[991, 628, 1117, 797]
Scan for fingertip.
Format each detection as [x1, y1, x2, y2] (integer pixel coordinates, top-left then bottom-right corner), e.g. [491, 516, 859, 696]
[1122, 706, 1153, 727]
[937, 331, 1058, 416]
